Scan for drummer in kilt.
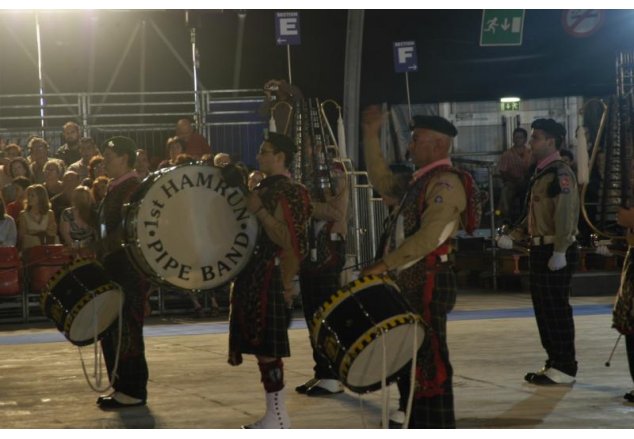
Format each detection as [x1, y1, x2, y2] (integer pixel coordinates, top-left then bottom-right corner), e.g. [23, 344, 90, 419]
[360, 106, 469, 428]
[228, 131, 312, 429]
[95, 136, 148, 409]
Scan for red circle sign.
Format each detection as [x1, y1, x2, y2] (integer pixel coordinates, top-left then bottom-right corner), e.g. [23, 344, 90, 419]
[562, 10, 604, 38]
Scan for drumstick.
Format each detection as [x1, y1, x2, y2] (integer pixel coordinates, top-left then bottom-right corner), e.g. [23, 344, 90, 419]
[605, 334, 622, 367]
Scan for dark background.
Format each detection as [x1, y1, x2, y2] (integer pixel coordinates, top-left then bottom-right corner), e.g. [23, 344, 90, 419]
[1, 9, 632, 105]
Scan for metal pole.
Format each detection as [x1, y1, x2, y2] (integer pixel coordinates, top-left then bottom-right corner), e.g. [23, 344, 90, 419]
[35, 12, 45, 137]
[489, 163, 497, 291]
[190, 25, 201, 128]
[140, 20, 147, 124]
[232, 11, 247, 90]
[287, 45, 293, 85]
[405, 71, 412, 120]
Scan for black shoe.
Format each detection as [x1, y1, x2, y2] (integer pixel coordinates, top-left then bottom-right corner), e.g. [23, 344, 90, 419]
[98, 396, 146, 410]
[624, 391, 634, 402]
[525, 367, 575, 385]
[96, 393, 114, 404]
[525, 373, 557, 385]
[295, 377, 319, 394]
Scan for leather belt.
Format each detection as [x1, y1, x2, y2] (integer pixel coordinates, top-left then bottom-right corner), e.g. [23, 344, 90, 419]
[530, 235, 555, 245]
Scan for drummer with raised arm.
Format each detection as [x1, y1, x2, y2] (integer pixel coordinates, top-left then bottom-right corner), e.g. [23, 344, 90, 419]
[360, 106, 467, 429]
[95, 136, 149, 409]
[227, 131, 312, 429]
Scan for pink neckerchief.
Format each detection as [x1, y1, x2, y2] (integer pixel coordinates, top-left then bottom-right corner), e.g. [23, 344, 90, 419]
[536, 150, 561, 171]
[411, 158, 453, 183]
[107, 171, 137, 193]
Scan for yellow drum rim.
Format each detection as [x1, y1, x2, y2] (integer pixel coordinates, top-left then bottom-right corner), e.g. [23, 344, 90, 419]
[39, 258, 106, 314]
[339, 312, 424, 386]
[310, 274, 401, 347]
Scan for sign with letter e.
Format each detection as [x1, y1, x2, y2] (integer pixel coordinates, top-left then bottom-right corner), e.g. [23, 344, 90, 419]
[275, 12, 301, 45]
[393, 41, 418, 73]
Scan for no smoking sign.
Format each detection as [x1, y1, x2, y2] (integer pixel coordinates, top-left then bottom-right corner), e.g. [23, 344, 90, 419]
[562, 10, 604, 38]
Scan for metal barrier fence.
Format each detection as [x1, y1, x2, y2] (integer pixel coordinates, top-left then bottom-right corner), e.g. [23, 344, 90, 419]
[0, 90, 267, 168]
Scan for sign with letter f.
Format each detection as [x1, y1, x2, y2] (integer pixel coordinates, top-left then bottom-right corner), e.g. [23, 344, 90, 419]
[393, 41, 418, 73]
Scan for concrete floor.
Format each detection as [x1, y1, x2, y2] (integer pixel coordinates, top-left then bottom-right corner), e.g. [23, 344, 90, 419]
[0, 288, 632, 429]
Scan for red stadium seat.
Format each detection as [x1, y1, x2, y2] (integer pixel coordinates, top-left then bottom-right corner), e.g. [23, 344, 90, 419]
[0, 247, 21, 297]
[24, 245, 73, 294]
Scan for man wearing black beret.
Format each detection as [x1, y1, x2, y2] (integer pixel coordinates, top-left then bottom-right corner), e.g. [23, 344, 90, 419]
[361, 106, 469, 428]
[228, 130, 312, 428]
[498, 118, 580, 385]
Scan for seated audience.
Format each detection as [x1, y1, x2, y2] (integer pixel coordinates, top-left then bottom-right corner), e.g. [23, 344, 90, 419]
[18, 184, 59, 251]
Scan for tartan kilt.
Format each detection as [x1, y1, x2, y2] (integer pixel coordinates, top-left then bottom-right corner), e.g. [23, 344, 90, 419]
[229, 260, 290, 359]
[614, 248, 634, 335]
[398, 264, 457, 428]
[528, 243, 578, 374]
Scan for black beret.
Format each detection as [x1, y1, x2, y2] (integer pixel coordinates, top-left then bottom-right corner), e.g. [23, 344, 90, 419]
[409, 115, 458, 137]
[101, 136, 137, 157]
[264, 130, 297, 154]
[531, 118, 566, 140]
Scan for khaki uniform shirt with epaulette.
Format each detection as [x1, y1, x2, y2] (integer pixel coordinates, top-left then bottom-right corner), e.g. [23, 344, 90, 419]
[364, 133, 466, 270]
[509, 160, 579, 253]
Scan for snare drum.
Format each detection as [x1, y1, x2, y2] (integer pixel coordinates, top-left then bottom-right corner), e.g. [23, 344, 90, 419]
[122, 163, 258, 291]
[311, 275, 425, 393]
[40, 259, 123, 346]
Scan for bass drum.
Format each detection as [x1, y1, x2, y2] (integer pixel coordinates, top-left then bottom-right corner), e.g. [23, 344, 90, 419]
[40, 259, 124, 346]
[311, 274, 426, 394]
[123, 163, 258, 291]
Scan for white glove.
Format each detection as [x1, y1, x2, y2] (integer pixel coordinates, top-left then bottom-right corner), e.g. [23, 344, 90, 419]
[548, 251, 567, 271]
[595, 245, 612, 256]
[496, 235, 514, 250]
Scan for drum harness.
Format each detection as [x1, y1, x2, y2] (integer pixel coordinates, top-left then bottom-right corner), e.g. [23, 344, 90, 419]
[75, 271, 125, 393]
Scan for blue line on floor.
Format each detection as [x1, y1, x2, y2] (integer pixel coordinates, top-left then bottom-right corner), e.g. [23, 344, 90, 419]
[0, 304, 614, 346]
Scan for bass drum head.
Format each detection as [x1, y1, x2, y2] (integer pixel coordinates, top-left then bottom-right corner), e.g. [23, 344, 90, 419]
[126, 163, 258, 291]
[68, 287, 124, 345]
[346, 318, 425, 392]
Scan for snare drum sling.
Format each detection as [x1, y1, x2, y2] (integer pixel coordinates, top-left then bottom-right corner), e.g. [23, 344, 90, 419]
[97, 173, 148, 401]
[228, 175, 311, 364]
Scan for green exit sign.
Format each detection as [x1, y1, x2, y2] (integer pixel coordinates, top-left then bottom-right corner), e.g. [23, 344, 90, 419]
[501, 101, 520, 111]
[480, 10, 525, 46]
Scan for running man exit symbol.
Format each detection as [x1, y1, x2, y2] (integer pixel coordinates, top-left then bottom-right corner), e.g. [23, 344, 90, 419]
[480, 10, 525, 46]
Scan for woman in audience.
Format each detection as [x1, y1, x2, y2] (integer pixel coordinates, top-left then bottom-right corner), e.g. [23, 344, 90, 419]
[0, 198, 17, 247]
[43, 161, 64, 199]
[8, 157, 33, 181]
[17, 184, 59, 251]
[91, 175, 109, 205]
[59, 186, 97, 258]
[158, 137, 185, 169]
[84, 156, 107, 187]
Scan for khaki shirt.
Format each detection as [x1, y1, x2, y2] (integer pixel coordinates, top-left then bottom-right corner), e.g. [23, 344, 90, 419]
[364, 133, 466, 270]
[510, 160, 579, 252]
